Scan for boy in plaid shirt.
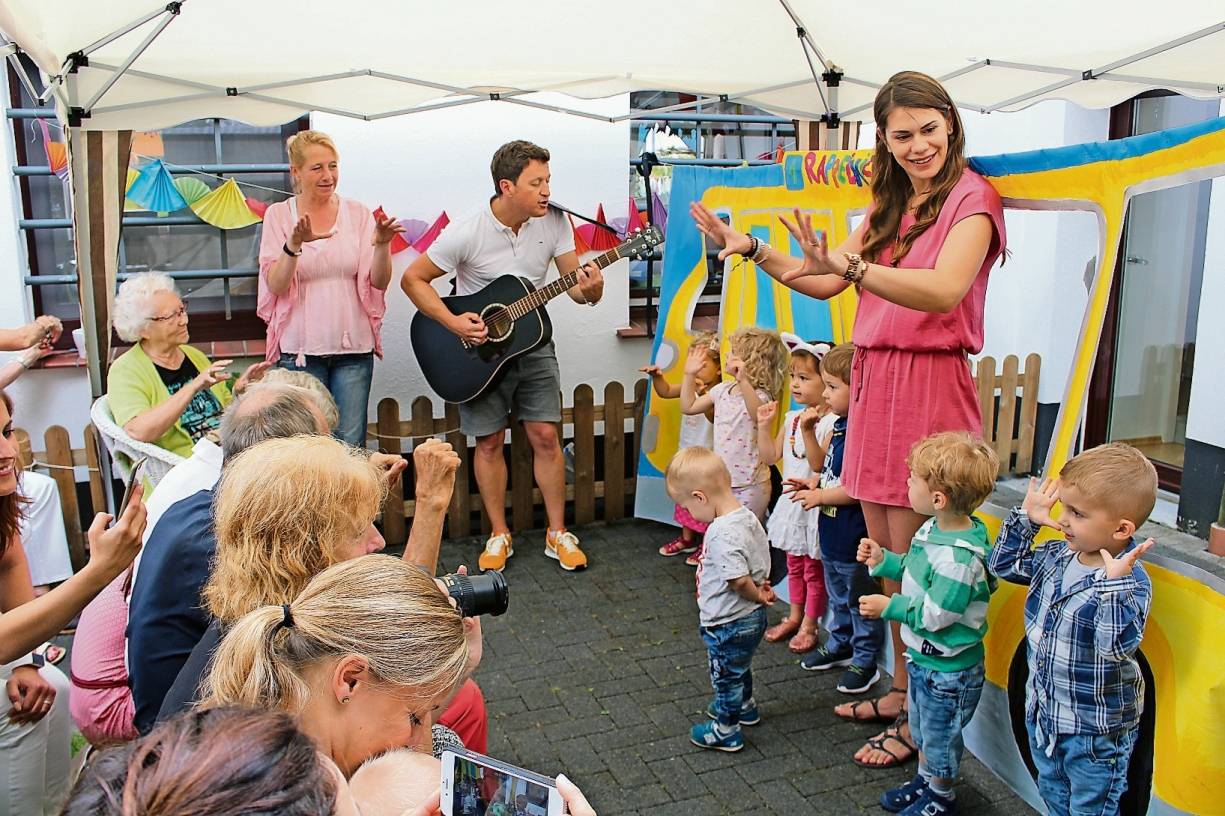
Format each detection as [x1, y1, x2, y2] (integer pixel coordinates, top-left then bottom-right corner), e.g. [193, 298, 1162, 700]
[989, 443, 1157, 816]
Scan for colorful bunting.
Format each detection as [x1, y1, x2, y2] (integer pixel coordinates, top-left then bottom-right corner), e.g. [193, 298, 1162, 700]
[245, 197, 269, 219]
[173, 176, 211, 205]
[125, 159, 188, 214]
[188, 178, 262, 229]
[411, 211, 449, 254]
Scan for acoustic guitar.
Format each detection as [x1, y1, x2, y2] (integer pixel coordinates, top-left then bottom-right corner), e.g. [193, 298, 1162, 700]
[411, 227, 663, 404]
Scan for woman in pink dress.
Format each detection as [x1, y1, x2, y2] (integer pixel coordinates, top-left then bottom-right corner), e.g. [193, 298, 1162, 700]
[691, 71, 1005, 768]
[259, 130, 404, 446]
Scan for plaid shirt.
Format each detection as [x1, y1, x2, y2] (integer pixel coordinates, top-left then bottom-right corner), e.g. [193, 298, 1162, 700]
[989, 509, 1151, 743]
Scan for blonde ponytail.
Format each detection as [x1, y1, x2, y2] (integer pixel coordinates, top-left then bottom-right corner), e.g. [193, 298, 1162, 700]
[201, 556, 467, 714]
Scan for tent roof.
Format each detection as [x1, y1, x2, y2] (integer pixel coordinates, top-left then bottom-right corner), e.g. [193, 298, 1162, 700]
[1, 0, 1222, 130]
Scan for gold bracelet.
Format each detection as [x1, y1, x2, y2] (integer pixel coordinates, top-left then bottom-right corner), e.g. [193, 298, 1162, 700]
[842, 253, 867, 284]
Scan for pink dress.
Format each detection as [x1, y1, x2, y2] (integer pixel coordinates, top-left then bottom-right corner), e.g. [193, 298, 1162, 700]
[257, 196, 387, 366]
[843, 170, 1005, 507]
[69, 572, 137, 745]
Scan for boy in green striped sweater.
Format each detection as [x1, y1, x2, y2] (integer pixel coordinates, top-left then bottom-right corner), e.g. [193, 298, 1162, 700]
[857, 432, 1000, 816]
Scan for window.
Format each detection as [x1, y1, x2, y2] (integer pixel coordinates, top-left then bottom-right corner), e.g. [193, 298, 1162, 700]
[625, 92, 796, 336]
[8, 56, 306, 342]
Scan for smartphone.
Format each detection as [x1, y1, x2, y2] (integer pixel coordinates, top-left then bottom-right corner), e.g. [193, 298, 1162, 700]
[440, 748, 563, 816]
[116, 456, 148, 518]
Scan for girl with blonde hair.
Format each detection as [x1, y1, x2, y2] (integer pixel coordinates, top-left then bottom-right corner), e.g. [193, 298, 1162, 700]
[679, 327, 786, 522]
[200, 556, 469, 779]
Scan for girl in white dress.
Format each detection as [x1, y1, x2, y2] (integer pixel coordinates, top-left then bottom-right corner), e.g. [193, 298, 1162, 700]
[755, 335, 835, 654]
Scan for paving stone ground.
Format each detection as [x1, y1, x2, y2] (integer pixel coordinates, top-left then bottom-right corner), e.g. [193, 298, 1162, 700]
[439, 519, 1037, 816]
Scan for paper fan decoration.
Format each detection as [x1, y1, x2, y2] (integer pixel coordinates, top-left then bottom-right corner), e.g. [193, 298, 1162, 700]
[37, 120, 69, 180]
[245, 197, 269, 219]
[173, 176, 211, 206]
[189, 178, 261, 229]
[124, 169, 143, 211]
[126, 159, 188, 214]
[412, 211, 449, 253]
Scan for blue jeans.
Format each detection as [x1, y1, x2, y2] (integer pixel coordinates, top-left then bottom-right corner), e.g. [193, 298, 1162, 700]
[699, 607, 766, 728]
[907, 661, 985, 779]
[277, 352, 374, 447]
[823, 559, 884, 669]
[1027, 723, 1137, 816]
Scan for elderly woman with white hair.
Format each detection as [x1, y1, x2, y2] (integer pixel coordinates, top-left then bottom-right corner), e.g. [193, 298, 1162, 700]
[107, 272, 269, 460]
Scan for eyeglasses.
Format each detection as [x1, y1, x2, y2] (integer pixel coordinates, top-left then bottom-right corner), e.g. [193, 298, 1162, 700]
[149, 305, 187, 322]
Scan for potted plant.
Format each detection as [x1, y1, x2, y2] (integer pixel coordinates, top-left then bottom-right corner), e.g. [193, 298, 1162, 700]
[1211, 482, 1225, 557]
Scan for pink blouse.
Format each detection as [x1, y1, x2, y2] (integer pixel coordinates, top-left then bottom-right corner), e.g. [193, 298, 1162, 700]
[69, 572, 137, 744]
[851, 170, 1005, 354]
[257, 196, 387, 365]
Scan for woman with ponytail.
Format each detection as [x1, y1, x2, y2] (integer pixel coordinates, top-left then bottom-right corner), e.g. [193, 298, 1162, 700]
[692, 71, 1005, 769]
[201, 556, 470, 780]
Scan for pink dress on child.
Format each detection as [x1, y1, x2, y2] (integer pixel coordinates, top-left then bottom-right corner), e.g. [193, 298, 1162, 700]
[843, 170, 1005, 507]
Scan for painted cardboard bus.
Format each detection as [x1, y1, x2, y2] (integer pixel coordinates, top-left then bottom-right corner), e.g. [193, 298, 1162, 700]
[635, 116, 1225, 815]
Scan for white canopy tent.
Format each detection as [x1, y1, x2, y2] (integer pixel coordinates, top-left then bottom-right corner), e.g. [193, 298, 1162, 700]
[0, 0, 1222, 423]
[0, 0, 1222, 131]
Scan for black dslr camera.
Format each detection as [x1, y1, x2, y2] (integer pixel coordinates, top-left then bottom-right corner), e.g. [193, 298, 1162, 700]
[439, 571, 509, 617]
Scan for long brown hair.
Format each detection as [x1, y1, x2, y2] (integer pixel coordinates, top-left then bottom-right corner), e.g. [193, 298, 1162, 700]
[61, 706, 336, 816]
[0, 391, 29, 558]
[861, 71, 968, 265]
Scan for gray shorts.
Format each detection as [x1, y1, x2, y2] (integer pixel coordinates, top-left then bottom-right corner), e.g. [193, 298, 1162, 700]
[458, 342, 561, 437]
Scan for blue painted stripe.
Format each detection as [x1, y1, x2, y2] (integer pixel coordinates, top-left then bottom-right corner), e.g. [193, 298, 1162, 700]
[750, 225, 777, 328]
[787, 232, 834, 346]
[970, 115, 1225, 177]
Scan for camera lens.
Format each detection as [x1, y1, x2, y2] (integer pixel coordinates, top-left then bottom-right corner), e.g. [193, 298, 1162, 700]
[440, 571, 509, 617]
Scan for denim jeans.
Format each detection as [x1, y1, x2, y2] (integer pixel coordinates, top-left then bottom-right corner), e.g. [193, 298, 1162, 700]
[823, 559, 884, 669]
[1027, 722, 1137, 816]
[699, 607, 767, 728]
[907, 661, 985, 779]
[277, 352, 374, 447]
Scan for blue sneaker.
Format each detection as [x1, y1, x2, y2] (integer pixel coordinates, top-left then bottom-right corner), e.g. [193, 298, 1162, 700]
[800, 644, 853, 671]
[881, 775, 929, 813]
[706, 699, 760, 726]
[898, 787, 958, 816]
[689, 720, 743, 752]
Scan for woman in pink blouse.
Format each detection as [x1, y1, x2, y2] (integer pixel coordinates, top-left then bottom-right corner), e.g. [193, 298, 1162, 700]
[259, 130, 403, 446]
[692, 71, 1006, 769]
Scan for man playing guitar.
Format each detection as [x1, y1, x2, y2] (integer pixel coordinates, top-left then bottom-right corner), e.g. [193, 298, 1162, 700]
[401, 140, 603, 573]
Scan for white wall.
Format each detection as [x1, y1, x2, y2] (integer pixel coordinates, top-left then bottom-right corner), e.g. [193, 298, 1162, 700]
[1185, 100, 1225, 449]
[960, 102, 1111, 404]
[0, 91, 651, 449]
[315, 93, 651, 412]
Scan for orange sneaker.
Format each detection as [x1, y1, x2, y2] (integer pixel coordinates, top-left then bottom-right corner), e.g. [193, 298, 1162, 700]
[545, 529, 588, 571]
[478, 532, 513, 572]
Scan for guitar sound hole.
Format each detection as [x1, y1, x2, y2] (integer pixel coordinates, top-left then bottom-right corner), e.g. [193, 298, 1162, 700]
[480, 304, 514, 343]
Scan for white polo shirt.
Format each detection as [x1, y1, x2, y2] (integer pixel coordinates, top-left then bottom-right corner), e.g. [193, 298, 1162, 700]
[426, 203, 575, 296]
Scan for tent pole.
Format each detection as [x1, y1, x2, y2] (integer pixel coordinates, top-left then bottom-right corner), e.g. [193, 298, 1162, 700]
[82, 6, 181, 114]
[75, 4, 180, 59]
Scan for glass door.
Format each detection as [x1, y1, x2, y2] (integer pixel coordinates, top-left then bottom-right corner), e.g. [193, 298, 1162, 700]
[1101, 95, 1218, 485]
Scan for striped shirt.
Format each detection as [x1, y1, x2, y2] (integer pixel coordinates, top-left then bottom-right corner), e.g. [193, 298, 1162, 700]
[989, 508, 1151, 741]
[871, 516, 995, 671]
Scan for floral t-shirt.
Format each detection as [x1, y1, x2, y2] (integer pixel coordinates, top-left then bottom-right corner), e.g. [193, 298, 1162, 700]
[709, 380, 770, 489]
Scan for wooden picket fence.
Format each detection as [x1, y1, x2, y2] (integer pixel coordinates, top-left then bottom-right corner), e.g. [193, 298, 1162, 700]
[12, 425, 107, 572]
[368, 380, 649, 542]
[973, 353, 1041, 476]
[13, 355, 1036, 560]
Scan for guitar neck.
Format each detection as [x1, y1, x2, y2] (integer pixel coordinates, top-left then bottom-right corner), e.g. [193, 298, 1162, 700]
[504, 245, 623, 320]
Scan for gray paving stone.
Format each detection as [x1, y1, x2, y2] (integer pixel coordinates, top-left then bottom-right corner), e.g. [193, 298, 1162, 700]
[453, 520, 1036, 815]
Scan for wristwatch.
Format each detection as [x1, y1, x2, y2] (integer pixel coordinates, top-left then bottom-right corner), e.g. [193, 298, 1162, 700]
[25, 652, 45, 669]
[282, 241, 302, 258]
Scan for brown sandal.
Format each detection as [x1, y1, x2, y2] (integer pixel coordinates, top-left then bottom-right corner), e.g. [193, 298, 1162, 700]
[853, 714, 917, 769]
[834, 685, 905, 723]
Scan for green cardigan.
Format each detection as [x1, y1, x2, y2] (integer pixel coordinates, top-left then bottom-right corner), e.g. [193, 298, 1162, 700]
[107, 343, 233, 461]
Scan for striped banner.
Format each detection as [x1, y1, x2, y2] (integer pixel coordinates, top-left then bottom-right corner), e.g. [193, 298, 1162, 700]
[66, 128, 132, 397]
